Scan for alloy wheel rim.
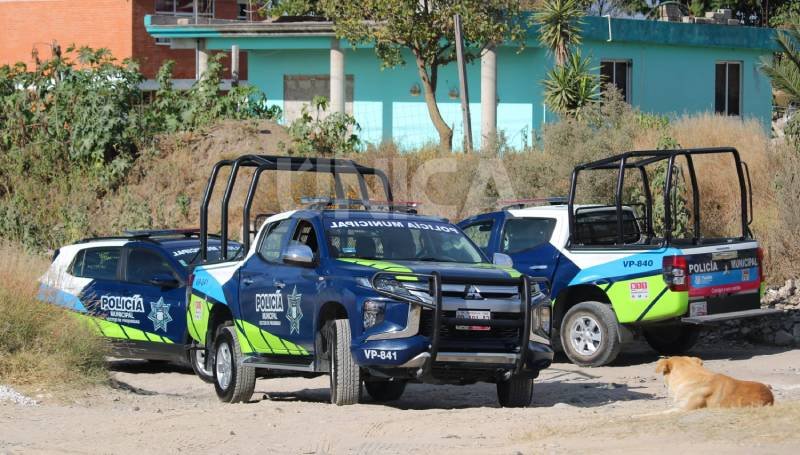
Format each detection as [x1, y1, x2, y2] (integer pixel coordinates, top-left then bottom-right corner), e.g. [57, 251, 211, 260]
[216, 342, 232, 390]
[570, 315, 602, 356]
[195, 348, 212, 377]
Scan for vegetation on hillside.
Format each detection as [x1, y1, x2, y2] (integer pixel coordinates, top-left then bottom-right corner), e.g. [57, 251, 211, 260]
[0, 47, 280, 250]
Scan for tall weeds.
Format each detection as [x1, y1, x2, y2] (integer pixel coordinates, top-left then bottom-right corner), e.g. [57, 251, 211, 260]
[0, 243, 107, 388]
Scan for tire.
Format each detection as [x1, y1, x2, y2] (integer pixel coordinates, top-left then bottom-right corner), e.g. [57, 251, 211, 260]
[560, 301, 621, 367]
[643, 325, 701, 355]
[327, 319, 362, 405]
[213, 325, 256, 403]
[189, 342, 215, 384]
[497, 376, 534, 408]
[365, 380, 406, 402]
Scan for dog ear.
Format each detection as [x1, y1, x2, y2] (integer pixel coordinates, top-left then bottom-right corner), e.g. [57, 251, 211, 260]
[690, 357, 703, 366]
[655, 358, 671, 375]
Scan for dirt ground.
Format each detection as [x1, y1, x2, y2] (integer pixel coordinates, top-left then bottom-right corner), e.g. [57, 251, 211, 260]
[2, 342, 799, 454]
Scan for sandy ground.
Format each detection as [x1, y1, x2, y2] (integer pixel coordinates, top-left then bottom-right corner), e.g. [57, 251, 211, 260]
[2, 342, 800, 454]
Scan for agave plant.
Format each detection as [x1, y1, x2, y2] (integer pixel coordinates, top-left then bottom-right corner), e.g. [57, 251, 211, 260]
[542, 51, 600, 118]
[761, 16, 800, 105]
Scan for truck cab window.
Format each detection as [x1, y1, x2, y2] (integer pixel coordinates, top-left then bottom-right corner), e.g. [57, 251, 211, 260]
[501, 218, 556, 254]
[462, 221, 493, 250]
[126, 248, 177, 284]
[69, 247, 121, 280]
[292, 220, 319, 254]
[258, 219, 292, 262]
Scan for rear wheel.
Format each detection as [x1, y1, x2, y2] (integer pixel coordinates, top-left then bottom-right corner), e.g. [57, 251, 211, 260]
[365, 380, 406, 402]
[643, 325, 701, 355]
[560, 301, 621, 367]
[327, 319, 362, 406]
[189, 342, 214, 384]
[213, 325, 256, 403]
[497, 376, 534, 408]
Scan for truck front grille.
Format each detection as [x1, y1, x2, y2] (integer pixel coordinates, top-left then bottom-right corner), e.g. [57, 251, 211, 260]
[419, 308, 522, 353]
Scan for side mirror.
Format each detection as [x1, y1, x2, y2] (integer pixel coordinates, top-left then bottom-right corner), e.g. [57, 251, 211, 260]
[492, 252, 514, 268]
[283, 244, 316, 267]
[149, 272, 179, 289]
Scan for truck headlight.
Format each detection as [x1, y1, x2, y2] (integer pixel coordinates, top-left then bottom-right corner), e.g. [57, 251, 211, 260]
[538, 305, 551, 335]
[531, 303, 552, 337]
[363, 300, 386, 329]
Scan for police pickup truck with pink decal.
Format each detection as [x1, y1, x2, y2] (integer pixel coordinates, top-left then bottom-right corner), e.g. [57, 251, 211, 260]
[460, 148, 780, 367]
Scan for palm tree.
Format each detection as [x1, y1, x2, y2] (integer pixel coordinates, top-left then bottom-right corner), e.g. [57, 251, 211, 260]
[534, 0, 585, 66]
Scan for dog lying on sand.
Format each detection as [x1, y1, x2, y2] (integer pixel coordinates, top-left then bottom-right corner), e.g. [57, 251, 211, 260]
[655, 356, 774, 410]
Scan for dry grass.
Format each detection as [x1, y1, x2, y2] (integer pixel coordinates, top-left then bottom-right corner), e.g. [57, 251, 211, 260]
[0, 243, 107, 389]
[90, 108, 793, 283]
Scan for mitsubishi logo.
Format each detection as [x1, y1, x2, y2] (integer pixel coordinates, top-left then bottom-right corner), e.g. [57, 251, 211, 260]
[464, 285, 483, 300]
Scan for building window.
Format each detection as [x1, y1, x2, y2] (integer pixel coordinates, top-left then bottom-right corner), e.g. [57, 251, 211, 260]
[238, 1, 248, 20]
[155, 37, 172, 46]
[600, 60, 632, 102]
[715, 61, 741, 116]
[155, 0, 215, 17]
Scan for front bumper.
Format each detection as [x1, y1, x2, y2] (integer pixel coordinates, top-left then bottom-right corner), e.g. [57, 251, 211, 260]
[353, 272, 553, 382]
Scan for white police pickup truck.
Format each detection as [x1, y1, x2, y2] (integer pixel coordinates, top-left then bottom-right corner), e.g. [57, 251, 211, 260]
[460, 148, 780, 367]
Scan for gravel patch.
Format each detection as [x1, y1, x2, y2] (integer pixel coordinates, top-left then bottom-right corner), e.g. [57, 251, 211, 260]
[0, 385, 38, 406]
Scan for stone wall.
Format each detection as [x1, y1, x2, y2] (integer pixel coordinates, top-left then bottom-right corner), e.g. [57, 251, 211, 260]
[700, 280, 800, 347]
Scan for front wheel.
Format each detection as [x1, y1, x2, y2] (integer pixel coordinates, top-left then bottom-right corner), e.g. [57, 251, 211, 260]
[560, 301, 621, 367]
[365, 380, 406, 402]
[643, 325, 701, 355]
[189, 342, 214, 384]
[497, 376, 534, 408]
[213, 325, 256, 403]
[327, 319, 362, 406]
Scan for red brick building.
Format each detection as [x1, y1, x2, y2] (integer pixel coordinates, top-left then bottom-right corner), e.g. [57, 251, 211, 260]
[0, 0, 249, 84]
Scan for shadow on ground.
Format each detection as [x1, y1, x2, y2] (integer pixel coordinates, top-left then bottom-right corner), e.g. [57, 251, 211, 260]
[107, 359, 194, 376]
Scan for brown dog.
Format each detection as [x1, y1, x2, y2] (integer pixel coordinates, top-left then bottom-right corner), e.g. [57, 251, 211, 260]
[655, 356, 774, 410]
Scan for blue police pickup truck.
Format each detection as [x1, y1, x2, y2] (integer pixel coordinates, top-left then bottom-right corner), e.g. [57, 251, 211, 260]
[187, 155, 553, 406]
[38, 230, 240, 381]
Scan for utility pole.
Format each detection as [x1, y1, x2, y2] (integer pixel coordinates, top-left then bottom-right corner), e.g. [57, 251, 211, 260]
[454, 14, 473, 153]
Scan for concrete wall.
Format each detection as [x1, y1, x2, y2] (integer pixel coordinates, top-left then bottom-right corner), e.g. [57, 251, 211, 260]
[582, 39, 772, 131]
[238, 38, 771, 150]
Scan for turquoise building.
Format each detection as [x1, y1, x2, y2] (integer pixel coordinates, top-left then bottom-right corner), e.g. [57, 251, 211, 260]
[145, 15, 777, 150]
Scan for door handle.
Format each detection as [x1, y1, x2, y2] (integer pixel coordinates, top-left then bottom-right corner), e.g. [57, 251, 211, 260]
[273, 280, 286, 289]
[529, 265, 548, 270]
[243, 278, 254, 286]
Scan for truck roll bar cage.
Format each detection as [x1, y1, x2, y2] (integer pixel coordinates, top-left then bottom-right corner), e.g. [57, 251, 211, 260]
[567, 147, 752, 247]
[199, 155, 393, 262]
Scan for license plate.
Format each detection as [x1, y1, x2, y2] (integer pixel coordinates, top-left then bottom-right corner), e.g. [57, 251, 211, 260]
[690, 301, 707, 317]
[456, 310, 491, 331]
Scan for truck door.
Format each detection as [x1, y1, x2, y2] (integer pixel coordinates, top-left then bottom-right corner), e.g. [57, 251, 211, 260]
[237, 219, 313, 357]
[74, 246, 124, 318]
[276, 219, 324, 350]
[499, 217, 559, 287]
[122, 246, 186, 345]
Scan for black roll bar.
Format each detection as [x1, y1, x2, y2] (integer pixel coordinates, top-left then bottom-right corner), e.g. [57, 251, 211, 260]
[567, 147, 751, 247]
[199, 155, 394, 262]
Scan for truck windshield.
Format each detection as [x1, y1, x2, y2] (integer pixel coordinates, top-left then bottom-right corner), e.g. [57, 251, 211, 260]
[325, 220, 486, 264]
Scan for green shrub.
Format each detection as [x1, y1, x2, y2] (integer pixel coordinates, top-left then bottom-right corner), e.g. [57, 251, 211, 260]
[287, 96, 361, 156]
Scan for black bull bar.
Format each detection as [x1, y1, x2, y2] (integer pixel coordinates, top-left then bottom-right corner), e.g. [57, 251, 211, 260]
[371, 272, 550, 376]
